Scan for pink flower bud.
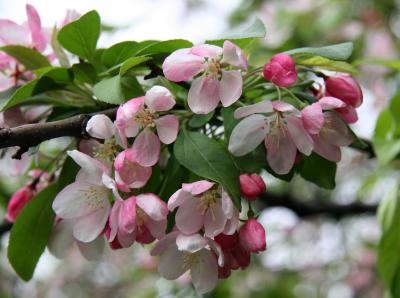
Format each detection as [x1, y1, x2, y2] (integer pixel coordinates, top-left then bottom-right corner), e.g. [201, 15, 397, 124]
[239, 219, 266, 253]
[215, 232, 239, 250]
[263, 53, 298, 87]
[6, 186, 35, 222]
[239, 174, 266, 200]
[325, 75, 363, 108]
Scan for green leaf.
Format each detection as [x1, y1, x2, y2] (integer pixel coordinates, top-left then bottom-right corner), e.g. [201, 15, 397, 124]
[174, 130, 241, 209]
[159, 155, 189, 200]
[101, 41, 139, 67]
[188, 111, 214, 128]
[296, 55, 357, 74]
[72, 62, 97, 84]
[119, 56, 151, 76]
[300, 153, 336, 189]
[93, 75, 124, 104]
[378, 184, 400, 297]
[135, 39, 193, 56]
[285, 42, 354, 61]
[58, 10, 101, 61]
[0, 45, 50, 70]
[206, 18, 266, 48]
[8, 184, 58, 281]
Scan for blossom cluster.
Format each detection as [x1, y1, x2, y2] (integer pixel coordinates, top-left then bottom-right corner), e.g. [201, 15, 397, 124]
[0, 5, 364, 294]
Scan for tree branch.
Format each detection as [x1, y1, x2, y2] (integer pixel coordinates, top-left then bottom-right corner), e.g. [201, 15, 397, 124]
[0, 108, 117, 157]
[258, 192, 377, 219]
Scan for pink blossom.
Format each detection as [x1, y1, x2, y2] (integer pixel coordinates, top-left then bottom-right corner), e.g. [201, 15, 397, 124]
[151, 232, 224, 294]
[238, 219, 266, 253]
[6, 185, 35, 222]
[325, 75, 363, 108]
[115, 86, 179, 167]
[263, 53, 298, 87]
[52, 150, 116, 242]
[239, 173, 266, 200]
[114, 148, 152, 192]
[168, 180, 240, 237]
[162, 41, 248, 114]
[107, 194, 168, 247]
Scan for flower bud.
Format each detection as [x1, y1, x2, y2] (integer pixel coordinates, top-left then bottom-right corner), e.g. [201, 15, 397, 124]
[325, 75, 363, 108]
[6, 186, 35, 222]
[239, 174, 266, 200]
[263, 53, 298, 87]
[215, 232, 239, 250]
[239, 219, 266, 253]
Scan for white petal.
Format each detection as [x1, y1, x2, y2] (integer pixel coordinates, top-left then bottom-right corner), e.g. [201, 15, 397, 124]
[234, 100, 273, 119]
[73, 204, 110, 242]
[176, 233, 207, 253]
[158, 246, 186, 280]
[191, 249, 218, 294]
[204, 203, 227, 237]
[86, 114, 115, 139]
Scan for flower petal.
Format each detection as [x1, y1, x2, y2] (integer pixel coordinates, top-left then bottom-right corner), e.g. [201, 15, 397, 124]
[150, 231, 179, 255]
[272, 100, 295, 112]
[228, 114, 268, 156]
[162, 48, 205, 82]
[145, 85, 176, 112]
[182, 180, 215, 196]
[158, 246, 186, 279]
[76, 236, 105, 261]
[0, 20, 29, 46]
[119, 196, 137, 233]
[168, 189, 191, 211]
[234, 100, 273, 119]
[136, 193, 168, 221]
[301, 103, 324, 135]
[146, 218, 167, 239]
[176, 233, 207, 253]
[26, 4, 47, 52]
[221, 40, 248, 70]
[321, 112, 353, 146]
[204, 203, 227, 237]
[86, 114, 115, 139]
[312, 135, 341, 162]
[188, 76, 220, 114]
[191, 249, 218, 294]
[133, 129, 161, 167]
[219, 70, 243, 107]
[155, 115, 179, 144]
[190, 44, 223, 58]
[318, 96, 346, 110]
[67, 150, 108, 180]
[286, 115, 314, 155]
[73, 205, 110, 242]
[175, 197, 203, 235]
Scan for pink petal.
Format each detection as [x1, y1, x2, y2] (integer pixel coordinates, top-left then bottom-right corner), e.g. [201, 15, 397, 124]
[86, 114, 115, 139]
[318, 96, 346, 110]
[119, 196, 137, 234]
[228, 114, 268, 156]
[265, 126, 297, 175]
[0, 20, 30, 46]
[73, 206, 110, 242]
[150, 231, 179, 255]
[133, 129, 161, 167]
[321, 112, 353, 146]
[136, 193, 168, 221]
[221, 190, 234, 218]
[0, 75, 15, 92]
[272, 101, 295, 112]
[188, 76, 220, 114]
[168, 189, 191, 211]
[158, 246, 186, 279]
[301, 103, 324, 135]
[286, 115, 314, 155]
[146, 218, 167, 239]
[176, 233, 207, 253]
[219, 70, 243, 107]
[162, 48, 205, 82]
[336, 105, 359, 124]
[175, 198, 203, 235]
[145, 85, 176, 112]
[190, 44, 223, 58]
[108, 198, 123, 241]
[191, 249, 218, 294]
[182, 180, 215, 196]
[221, 40, 248, 70]
[204, 203, 227, 237]
[26, 4, 47, 52]
[312, 135, 341, 162]
[233, 100, 273, 119]
[155, 115, 179, 144]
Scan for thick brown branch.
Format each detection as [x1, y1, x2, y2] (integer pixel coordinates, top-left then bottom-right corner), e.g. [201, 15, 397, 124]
[0, 108, 117, 154]
[258, 192, 377, 219]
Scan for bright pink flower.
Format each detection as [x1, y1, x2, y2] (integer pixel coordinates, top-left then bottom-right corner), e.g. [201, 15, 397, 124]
[239, 173, 266, 200]
[163, 41, 248, 114]
[6, 185, 35, 222]
[115, 86, 179, 167]
[229, 100, 314, 174]
[325, 75, 363, 108]
[263, 53, 298, 87]
[107, 194, 168, 248]
[52, 150, 116, 242]
[114, 148, 152, 192]
[151, 232, 224, 294]
[238, 219, 266, 253]
[168, 181, 240, 237]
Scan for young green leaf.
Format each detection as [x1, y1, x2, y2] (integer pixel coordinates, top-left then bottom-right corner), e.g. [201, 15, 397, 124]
[285, 42, 354, 61]
[295, 55, 357, 74]
[93, 75, 124, 104]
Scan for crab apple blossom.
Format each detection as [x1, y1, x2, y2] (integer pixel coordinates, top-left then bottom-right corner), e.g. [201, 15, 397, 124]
[52, 150, 117, 242]
[325, 75, 363, 108]
[263, 53, 298, 87]
[106, 194, 168, 248]
[239, 173, 266, 200]
[168, 180, 240, 237]
[151, 232, 224, 294]
[239, 218, 266, 253]
[115, 85, 179, 167]
[229, 100, 315, 174]
[162, 41, 248, 114]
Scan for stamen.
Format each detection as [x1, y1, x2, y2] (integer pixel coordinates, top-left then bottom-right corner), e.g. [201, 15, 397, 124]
[80, 185, 107, 211]
[182, 251, 200, 270]
[94, 138, 118, 163]
[135, 108, 156, 129]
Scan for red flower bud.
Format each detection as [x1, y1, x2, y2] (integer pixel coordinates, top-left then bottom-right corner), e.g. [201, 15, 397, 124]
[325, 75, 363, 108]
[263, 53, 298, 87]
[239, 219, 266, 253]
[215, 232, 239, 250]
[6, 186, 35, 222]
[239, 174, 266, 200]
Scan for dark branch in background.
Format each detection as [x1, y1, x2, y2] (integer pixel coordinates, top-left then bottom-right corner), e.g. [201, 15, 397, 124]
[0, 222, 12, 235]
[258, 192, 377, 219]
[0, 108, 117, 158]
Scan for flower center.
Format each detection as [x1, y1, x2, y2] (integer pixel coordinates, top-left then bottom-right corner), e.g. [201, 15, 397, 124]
[182, 251, 201, 271]
[198, 187, 219, 214]
[136, 206, 147, 227]
[204, 58, 221, 78]
[94, 138, 118, 164]
[135, 108, 156, 129]
[81, 185, 107, 211]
